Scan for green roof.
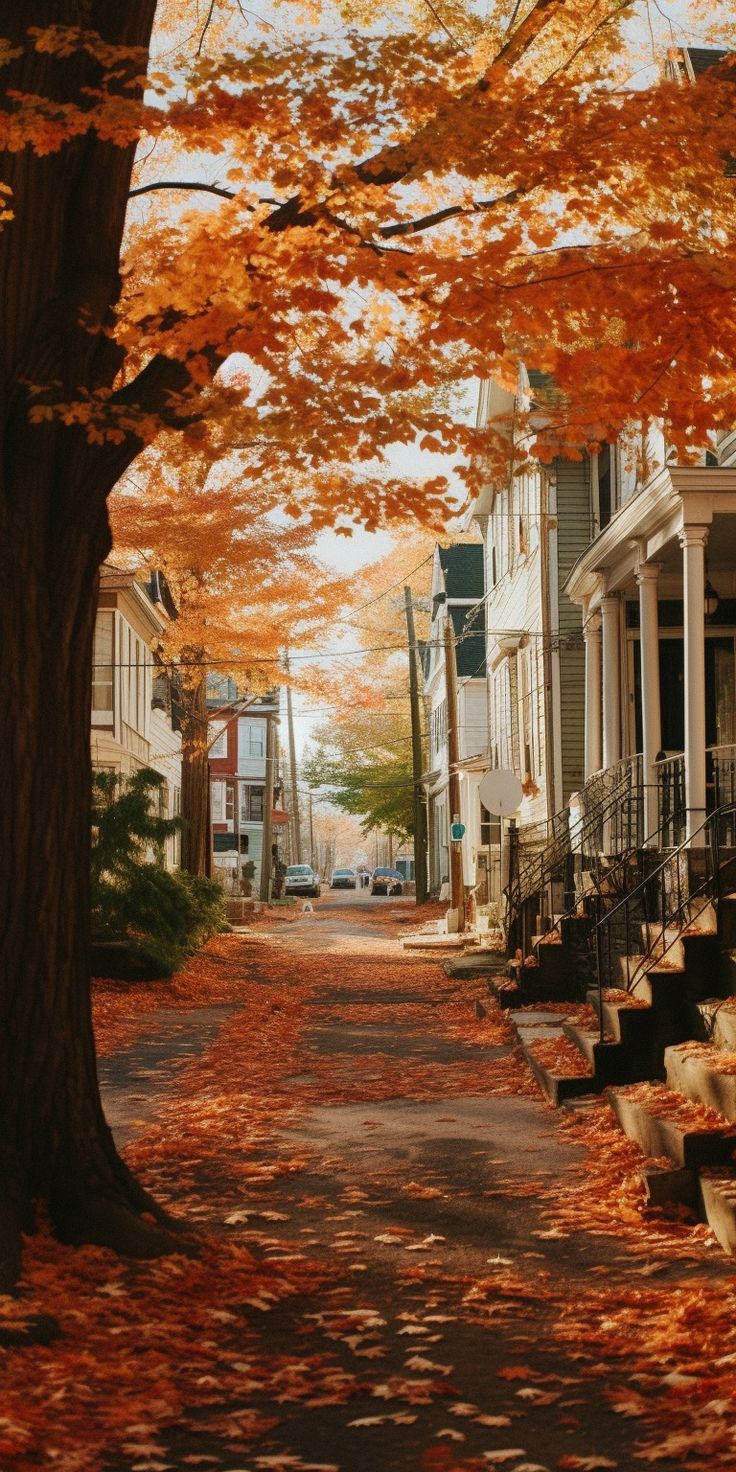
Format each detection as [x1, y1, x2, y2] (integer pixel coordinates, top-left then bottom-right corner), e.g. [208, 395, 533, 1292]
[438, 543, 484, 600]
[451, 603, 486, 679]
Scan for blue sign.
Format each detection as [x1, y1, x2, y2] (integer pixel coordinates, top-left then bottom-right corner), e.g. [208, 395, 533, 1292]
[450, 822, 466, 842]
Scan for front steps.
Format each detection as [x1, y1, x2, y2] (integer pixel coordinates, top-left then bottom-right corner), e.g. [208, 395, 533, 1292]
[499, 837, 736, 1251]
[503, 985, 736, 1254]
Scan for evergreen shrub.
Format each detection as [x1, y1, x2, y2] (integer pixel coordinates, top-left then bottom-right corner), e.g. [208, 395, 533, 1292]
[91, 768, 225, 976]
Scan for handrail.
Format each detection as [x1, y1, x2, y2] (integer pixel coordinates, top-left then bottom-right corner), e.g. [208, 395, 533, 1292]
[593, 800, 736, 1039]
[534, 797, 675, 956]
[507, 760, 641, 948]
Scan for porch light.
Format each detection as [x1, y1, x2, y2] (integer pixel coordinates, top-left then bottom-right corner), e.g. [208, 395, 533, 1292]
[704, 578, 720, 619]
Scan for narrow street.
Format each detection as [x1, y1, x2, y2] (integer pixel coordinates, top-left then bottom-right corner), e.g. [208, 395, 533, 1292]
[9, 897, 736, 1471]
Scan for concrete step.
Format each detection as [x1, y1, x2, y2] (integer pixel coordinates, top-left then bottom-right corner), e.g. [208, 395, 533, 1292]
[665, 1042, 736, 1123]
[683, 900, 717, 937]
[694, 998, 736, 1049]
[619, 958, 687, 1007]
[698, 1169, 736, 1254]
[522, 1036, 598, 1107]
[587, 987, 653, 1047]
[510, 1011, 598, 1105]
[641, 924, 686, 971]
[607, 1083, 736, 1169]
[640, 1163, 698, 1209]
[562, 1021, 642, 1086]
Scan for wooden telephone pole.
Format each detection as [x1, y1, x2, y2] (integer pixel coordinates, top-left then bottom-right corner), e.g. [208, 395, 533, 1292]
[259, 715, 276, 901]
[404, 585, 428, 904]
[444, 614, 466, 931]
[285, 654, 303, 864]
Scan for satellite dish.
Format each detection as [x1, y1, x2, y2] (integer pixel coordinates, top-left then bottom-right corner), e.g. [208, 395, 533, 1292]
[478, 769, 523, 817]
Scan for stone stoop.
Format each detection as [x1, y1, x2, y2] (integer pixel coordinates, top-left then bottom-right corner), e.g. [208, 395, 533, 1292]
[698, 1171, 736, 1254]
[561, 1021, 635, 1086]
[508, 1009, 598, 1106]
[693, 998, 736, 1049]
[665, 1042, 736, 1123]
[587, 987, 654, 1051]
[606, 1084, 736, 1169]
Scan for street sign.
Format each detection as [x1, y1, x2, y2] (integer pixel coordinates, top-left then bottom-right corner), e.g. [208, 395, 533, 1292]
[478, 769, 523, 817]
[450, 821, 466, 842]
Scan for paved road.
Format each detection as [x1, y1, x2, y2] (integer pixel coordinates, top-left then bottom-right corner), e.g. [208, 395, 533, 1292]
[99, 895, 727, 1472]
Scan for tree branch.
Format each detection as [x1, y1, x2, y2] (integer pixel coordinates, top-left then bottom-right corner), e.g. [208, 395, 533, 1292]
[128, 181, 286, 207]
[129, 180, 236, 200]
[379, 189, 523, 238]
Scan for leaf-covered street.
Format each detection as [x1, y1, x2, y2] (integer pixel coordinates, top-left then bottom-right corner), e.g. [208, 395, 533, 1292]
[3, 894, 735, 1472]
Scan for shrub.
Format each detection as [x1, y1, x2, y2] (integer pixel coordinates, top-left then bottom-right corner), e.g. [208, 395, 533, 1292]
[91, 768, 225, 976]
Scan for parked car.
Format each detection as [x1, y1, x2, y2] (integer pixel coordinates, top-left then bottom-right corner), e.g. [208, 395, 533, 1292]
[330, 867, 357, 889]
[284, 864, 321, 898]
[370, 867, 404, 896]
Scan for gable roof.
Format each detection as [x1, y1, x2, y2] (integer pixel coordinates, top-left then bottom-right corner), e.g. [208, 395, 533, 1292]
[437, 543, 484, 600]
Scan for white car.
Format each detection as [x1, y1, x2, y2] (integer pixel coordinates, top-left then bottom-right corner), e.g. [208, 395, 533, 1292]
[330, 868, 357, 889]
[284, 864, 321, 898]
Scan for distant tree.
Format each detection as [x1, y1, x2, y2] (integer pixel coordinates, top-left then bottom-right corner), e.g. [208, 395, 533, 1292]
[111, 446, 349, 877]
[304, 710, 415, 844]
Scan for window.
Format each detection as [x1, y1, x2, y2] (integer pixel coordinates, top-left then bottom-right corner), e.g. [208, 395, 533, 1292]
[238, 720, 266, 765]
[480, 802, 502, 848]
[209, 720, 227, 758]
[225, 782, 235, 822]
[211, 780, 226, 822]
[247, 722, 265, 757]
[249, 786, 265, 822]
[92, 611, 114, 714]
[519, 648, 534, 780]
[432, 699, 447, 757]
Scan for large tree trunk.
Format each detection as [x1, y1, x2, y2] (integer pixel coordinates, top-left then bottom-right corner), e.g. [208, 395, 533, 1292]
[0, 3, 191, 1282]
[0, 496, 185, 1282]
[180, 672, 211, 877]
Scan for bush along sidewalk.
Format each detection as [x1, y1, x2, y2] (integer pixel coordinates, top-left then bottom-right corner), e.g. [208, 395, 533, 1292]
[91, 768, 225, 977]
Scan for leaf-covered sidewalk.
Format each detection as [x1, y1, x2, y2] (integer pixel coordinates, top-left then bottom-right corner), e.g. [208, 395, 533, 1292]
[3, 897, 736, 1472]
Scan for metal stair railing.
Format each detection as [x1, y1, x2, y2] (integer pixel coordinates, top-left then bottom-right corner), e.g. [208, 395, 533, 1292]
[507, 759, 643, 955]
[593, 801, 736, 1043]
[532, 802, 687, 1000]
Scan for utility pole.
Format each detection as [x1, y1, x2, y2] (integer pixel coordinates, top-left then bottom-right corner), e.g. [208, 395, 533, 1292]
[260, 714, 276, 902]
[308, 789, 315, 869]
[285, 655, 302, 863]
[444, 614, 466, 931]
[404, 585, 429, 904]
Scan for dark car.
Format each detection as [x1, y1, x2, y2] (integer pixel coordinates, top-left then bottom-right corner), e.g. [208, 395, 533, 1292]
[330, 867, 357, 889]
[370, 867, 403, 896]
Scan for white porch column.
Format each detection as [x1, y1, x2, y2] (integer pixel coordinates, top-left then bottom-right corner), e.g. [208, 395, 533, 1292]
[680, 526, 708, 840]
[601, 595, 622, 770]
[584, 609, 602, 778]
[636, 563, 662, 843]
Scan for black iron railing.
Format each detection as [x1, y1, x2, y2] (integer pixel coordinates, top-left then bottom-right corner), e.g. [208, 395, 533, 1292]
[507, 757, 644, 956]
[593, 800, 736, 1040]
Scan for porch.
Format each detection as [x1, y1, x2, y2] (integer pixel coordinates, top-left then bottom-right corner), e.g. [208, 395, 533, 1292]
[568, 465, 736, 847]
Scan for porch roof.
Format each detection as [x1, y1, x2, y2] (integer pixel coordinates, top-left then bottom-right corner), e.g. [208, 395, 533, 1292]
[565, 467, 736, 606]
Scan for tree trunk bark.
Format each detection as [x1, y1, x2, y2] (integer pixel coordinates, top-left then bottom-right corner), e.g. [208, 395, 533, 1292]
[0, 3, 193, 1283]
[0, 491, 188, 1284]
[180, 672, 210, 877]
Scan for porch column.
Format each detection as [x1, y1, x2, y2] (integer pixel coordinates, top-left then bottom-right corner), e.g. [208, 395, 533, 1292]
[680, 525, 708, 841]
[636, 563, 662, 844]
[584, 609, 602, 777]
[601, 595, 622, 770]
